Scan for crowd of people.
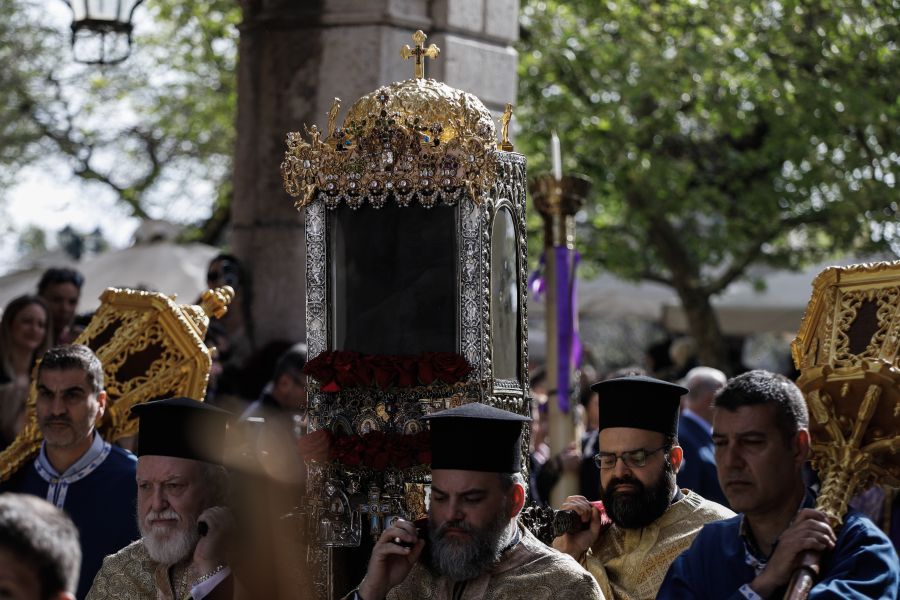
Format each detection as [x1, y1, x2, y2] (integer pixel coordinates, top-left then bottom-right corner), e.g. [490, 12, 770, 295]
[0, 260, 898, 599]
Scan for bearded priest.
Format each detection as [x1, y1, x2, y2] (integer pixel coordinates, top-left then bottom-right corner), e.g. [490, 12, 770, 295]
[87, 398, 234, 600]
[553, 376, 734, 600]
[349, 402, 603, 600]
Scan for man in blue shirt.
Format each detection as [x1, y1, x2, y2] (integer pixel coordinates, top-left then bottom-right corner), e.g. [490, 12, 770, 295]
[1, 345, 139, 599]
[659, 370, 899, 599]
[676, 366, 729, 507]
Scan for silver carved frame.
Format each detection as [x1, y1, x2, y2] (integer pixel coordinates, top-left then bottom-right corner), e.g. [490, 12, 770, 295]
[305, 152, 529, 409]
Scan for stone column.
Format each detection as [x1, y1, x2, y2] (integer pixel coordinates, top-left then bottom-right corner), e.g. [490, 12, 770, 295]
[232, 0, 519, 353]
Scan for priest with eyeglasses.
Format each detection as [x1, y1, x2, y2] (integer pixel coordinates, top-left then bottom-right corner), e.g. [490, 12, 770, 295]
[552, 375, 734, 600]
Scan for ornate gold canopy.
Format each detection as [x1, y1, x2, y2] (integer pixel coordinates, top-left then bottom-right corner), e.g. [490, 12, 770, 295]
[0, 286, 232, 482]
[281, 31, 507, 210]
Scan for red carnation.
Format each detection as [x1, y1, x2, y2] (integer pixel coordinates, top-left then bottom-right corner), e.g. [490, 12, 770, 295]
[321, 380, 341, 393]
[417, 354, 436, 385]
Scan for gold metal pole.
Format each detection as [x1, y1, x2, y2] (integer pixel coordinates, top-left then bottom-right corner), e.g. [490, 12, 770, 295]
[531, 174, 591, 507]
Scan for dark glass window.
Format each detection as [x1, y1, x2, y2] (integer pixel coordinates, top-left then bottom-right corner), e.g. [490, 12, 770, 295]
[330, 203, 457, 355]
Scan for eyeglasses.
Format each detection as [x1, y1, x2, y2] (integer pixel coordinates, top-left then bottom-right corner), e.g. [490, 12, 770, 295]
[593, 445, 668, 470]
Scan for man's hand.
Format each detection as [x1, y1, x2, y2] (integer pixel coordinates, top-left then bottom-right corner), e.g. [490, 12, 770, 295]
[358, 519, 425, 600]
[192, 506, 235, 577]
[552, 495, 604, 561]
[749, 508, 836, 598]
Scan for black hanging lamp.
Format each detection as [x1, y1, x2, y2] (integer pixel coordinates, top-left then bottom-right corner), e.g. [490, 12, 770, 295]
[61, 0, 145, 65]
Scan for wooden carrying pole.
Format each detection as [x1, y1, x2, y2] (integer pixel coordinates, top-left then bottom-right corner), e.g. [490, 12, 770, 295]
[786, 262, 900, 599]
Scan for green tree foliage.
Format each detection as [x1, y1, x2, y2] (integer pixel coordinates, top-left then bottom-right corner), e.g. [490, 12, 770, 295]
[518, 0, 899, 370]
[0, 0, 239, 241]
[0, 0, 60, 184]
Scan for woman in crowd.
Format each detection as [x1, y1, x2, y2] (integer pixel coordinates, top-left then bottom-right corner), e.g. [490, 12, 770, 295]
[0, 295, 51, 449]
[0, 294, 51, 386]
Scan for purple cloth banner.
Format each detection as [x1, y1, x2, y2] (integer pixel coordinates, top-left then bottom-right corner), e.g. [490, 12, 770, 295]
[555, 247, 581, 414]
[571, 251, 582, 371]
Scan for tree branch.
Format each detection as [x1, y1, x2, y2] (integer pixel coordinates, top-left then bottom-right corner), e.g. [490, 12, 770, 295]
[24, 74, 159, 219]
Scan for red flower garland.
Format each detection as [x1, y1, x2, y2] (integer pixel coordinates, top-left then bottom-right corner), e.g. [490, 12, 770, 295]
[304, 350, 473, 392]
[329, 430, 431, 471]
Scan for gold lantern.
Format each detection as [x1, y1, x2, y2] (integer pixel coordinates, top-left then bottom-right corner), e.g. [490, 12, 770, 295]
[1, 286, 232, 481]
[788, 261, 900, 596]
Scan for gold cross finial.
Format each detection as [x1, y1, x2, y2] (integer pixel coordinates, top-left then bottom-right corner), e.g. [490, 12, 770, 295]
[400, 30, 440, 79]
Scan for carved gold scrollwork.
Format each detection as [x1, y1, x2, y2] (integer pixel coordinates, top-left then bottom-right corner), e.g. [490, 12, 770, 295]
[831, 287, 899, 367]
[0, 286, 232, 482]
[792, 261, 900, 534]
[282, 77, 501, 210]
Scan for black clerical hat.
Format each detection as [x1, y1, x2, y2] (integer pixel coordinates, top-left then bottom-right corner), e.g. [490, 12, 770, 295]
[591, 375, 686, 436]
[423, 402, 530, 473]
[132, 397, 232, 465]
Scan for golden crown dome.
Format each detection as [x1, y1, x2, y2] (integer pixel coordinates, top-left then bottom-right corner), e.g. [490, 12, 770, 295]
[345, 78, 496, 147]
[281, 31, 513, 210]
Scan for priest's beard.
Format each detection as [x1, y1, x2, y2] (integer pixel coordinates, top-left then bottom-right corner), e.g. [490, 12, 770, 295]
[602, 460, 675, 529]
[138, 508, 201, 565]
[428, 509, 513, 582]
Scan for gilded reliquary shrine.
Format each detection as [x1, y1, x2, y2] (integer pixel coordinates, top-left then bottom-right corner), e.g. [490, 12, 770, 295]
[281, 31, 530, 598]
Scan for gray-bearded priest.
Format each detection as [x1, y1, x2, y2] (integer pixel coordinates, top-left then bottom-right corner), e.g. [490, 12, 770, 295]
[349, 402, 604, 600]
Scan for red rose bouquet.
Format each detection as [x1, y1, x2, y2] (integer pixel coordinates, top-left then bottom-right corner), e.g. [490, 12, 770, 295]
[304, 351, 472, 392]
[329, 430, 431, 470]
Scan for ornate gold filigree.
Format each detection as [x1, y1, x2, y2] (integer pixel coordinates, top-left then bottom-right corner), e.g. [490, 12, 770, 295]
[0, 286, 233, 482]
[829, 287, 899, 367]
[797, 363, 900, 528]
[281, 38, 503, 210]
[791, 261, 900, 530]
[404, 483, 428, 520]
[326, 98, 341, 138]
[792, 260, 900, 370]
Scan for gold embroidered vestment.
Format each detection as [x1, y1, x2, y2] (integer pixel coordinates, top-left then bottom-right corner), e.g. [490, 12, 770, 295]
[388, 525, 604, 600]
[585, 490, 734, 600]
[87, 539, 183, 600]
